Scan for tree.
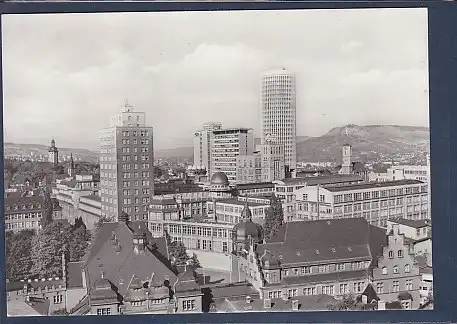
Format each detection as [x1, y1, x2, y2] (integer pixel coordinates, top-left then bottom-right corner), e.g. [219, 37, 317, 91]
[164, 230, 200, 269]
[188, 253, 201, 269]
[40, 188, 54, 228]
[263, 194, 284, 242]
[5, 230, 35, 281]
[30, 222, 91, 278]
[326, 294, 364, 311]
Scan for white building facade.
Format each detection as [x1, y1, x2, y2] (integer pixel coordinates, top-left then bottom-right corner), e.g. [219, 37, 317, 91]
[100, 101, 154, 222]
[193, 122, 222, 176]
[211, 128, 254, 184]
[260, 68, 297, 172]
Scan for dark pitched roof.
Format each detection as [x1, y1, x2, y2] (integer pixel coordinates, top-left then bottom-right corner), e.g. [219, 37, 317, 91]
[352, 162, 368, 173]
[226, 294, 336, 312]
[4, 195, 45, 210]
[389, 217, 431, 229]
[60, 179, 78, 188]
[26, 297, 50, 316]
[67, 262, 84, 289]
[83, 222, 176, 297]
[326, 180, 424, 192]
[259, 218, 387, 267]
[207, 283, 260, 300]
[175, 268, 201, 297]
[357, 283, 380, 303]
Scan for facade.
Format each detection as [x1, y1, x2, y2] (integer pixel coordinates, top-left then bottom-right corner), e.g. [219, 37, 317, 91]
[236, 153, 262, 185]
[258, 143, 286, 182]
[337, 144, 369, 181]
[48, 139, 59, 165]
[193, 122, 222, 176]
[211, 128, 254, 183]
[273, 174, 364, 222]
[294, 180, 428, 227]
[372, 224, 422, 309]
[4, 194, 44, 232]
[100, 101, 154, 222]
[260, 68, 297, 172]
[207, 196, 271, 226]
[388, 165, 429, 182]
[235, 182, 275, 197]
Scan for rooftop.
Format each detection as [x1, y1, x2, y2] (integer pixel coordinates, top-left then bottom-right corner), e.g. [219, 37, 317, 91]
[222, 294, 336, 312]
[276, 174, 363, 186]
[81, 195, 102, 203]
[4, 195, 45, 209]
[388, 217, 431, 229]
[83, 221, 175, 296]
[215, 198, 268, 207]
[235, 182, 275, 190]
[7, 298, 49, 317]
[258, 218, 387, 267]
[325, 179, 424, 192]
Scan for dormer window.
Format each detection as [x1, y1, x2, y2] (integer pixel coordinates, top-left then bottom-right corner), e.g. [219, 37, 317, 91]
[133, 239, 139, 245]
[264, 260, 270, 267]
[398, 250, 403, 258]
[382, 267, 388, 275]
[388, 250, 394, 259]
[404, 264, 410, 273]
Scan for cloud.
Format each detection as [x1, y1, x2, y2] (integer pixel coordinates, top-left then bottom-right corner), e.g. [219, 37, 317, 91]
[2, 9, 429, 150]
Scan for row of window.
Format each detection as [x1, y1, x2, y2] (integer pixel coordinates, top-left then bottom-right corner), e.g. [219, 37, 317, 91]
[376, 279, 413, 293]
[5, 213, 43, 220]
[167, 224, 230, 238]
[333, 186, 427, 203]
[5, 204, 42, 211]
[121, 139, 150, 145]
[121, 130, 150, 137]
[381, 264, 411, 275]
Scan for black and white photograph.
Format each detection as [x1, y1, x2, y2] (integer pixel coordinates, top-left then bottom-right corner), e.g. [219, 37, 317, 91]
[2, 8, 432, 316]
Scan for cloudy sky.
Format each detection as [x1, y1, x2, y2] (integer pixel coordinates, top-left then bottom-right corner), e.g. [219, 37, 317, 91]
[2, 8, 429, 150]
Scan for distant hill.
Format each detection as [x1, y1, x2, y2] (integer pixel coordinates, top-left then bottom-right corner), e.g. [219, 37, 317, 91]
[297, 124, 429, 162]
[155, 147, 194, 159]
[254, 136, 312, 146]
[4, 142, 99, 163]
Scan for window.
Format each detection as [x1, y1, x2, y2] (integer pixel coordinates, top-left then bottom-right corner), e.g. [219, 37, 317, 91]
[404, 264, 410, 273]
[398, 250, 404, 258]
[376, 282, 384, 294]
[303, 287, 317, 296]
[405, 279, 413, 290]
[382, 267, 388, 275]
[393, 265, 399, 274]
[388, 250, 394, 259]
[53, 295, 63, 304]
[96, 308, 111, 315]
[392, 281, 400, 292]
[288, 289, 298, 297]
[339, 283, 349, 295]
[321, 285, 334, 295]
[182, 299, 196, 311]
[353, 281, 364, 293]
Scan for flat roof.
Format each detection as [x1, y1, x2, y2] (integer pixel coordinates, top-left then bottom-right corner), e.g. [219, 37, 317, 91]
[277, 174, 363, 186]
[326, 179, 424, 192]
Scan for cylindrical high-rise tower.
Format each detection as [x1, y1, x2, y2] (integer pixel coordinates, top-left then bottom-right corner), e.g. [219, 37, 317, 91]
[260, 68, 297, 172]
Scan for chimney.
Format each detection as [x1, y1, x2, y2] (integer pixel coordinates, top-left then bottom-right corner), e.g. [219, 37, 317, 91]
[378, 300, 386, 310]
[292, 299, 299, 311]
[263, 298, 272, 309]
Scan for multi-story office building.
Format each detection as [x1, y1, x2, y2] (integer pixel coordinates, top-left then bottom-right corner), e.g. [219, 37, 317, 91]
[211, 128, 254, 183]
[207, 196, 271, 225]
[273, 174, 364, 222]
[100, 101, 154, 222]
[260, 68, 297, 172]
[193, 122, 222, 175]
[294, 180, 428, 227]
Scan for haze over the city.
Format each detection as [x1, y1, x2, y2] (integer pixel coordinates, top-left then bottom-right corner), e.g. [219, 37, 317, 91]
[2, 8, 429, 151]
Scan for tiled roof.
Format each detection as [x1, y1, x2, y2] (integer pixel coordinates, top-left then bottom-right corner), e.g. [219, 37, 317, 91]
[7, 278, 64, 292]
[277, 174, 363, 186]
[259, 218, 387, 267]
[83, 222, 176, 297]
[206, 283, 260, 300]
[270, 270, 369, 287]
[326, 180, 424, 192]
[175, 268, 201, 297]
[26, 297, 50, 315]
[60, 179, 78, 188]
[389, 217, 431, 229]
[226, 294, 336, 312]
[7, 298, 47, 317]
[4, 195, 45, 210]
[67, 262, 84, 289]
[150, 198, 177, 206]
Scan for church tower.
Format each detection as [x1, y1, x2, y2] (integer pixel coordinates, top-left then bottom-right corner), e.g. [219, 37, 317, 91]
[68, 154, 76, 178]
[48, 139, 59, 165]
[340, 144, 353, 175]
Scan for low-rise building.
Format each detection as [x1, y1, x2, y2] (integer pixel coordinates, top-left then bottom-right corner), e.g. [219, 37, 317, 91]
[273, 174, 364, 222]
[4, 194, 44, 232]
[372, 224, 422, 310]
[235, 182, 275, 197]
[295, 180, 428, 227]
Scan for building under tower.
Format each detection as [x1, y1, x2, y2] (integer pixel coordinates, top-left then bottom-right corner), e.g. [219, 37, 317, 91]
[99, 100, 154, 222]
[260, 68, 297, 174]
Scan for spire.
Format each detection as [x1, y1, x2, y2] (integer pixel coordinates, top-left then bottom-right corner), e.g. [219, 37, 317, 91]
[241, 196, 252, 221]
[70, 153, 75, 169]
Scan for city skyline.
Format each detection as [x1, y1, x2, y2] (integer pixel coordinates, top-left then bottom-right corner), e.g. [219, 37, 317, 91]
[3, 9, 429, 151]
